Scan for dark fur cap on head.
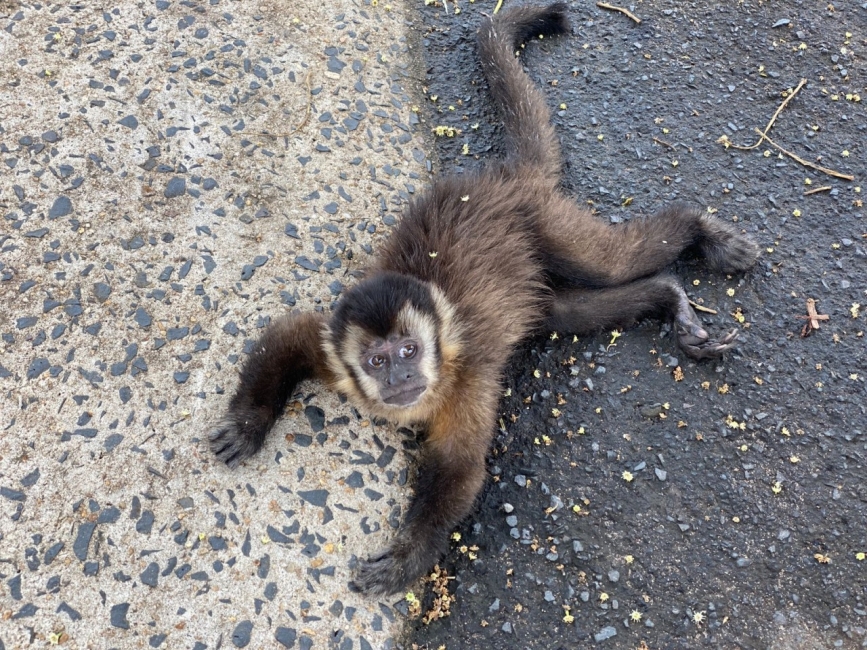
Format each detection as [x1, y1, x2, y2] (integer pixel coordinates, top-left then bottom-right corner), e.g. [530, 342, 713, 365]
[329, 271, 440, 339]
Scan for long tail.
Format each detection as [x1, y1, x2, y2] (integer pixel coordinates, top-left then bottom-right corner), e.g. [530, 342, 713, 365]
[477, 3, 570, 180]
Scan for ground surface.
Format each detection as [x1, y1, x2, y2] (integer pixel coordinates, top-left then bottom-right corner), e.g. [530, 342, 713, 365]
[409, 1, 866, 649]
[0, 1, 431, 648]
[2, 1, 866, 650]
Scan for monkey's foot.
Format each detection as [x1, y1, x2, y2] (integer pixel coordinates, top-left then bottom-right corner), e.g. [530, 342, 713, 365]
[208, 414, 266, 469]
[350, 539, 439, 597]
[699, 217, 760, 274]
[674, 308, 739, 360]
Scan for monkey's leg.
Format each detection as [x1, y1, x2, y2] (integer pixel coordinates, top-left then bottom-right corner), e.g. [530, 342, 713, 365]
[546, 275, 739, 360]
[351, 383, 495, 596]
[209, 312, 329, 468]
[541, 201, 759, 287]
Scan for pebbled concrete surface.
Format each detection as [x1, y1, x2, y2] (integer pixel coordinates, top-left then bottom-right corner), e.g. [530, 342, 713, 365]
[0, 1, 431, 648]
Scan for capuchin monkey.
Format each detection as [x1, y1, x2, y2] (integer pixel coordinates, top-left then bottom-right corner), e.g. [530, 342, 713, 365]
[209, 3, 758, 596]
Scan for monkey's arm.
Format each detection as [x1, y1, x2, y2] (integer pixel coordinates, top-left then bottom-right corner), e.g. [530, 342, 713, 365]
[210, 312, 331, 468]
[351, 373, 497, 596]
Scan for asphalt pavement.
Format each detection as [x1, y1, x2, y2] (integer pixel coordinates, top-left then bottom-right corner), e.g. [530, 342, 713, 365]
[410, 1, 866, 648]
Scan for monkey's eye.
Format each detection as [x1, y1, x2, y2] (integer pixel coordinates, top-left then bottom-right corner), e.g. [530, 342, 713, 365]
[368, 354, 387, 368]
[399, 344, 417, 359]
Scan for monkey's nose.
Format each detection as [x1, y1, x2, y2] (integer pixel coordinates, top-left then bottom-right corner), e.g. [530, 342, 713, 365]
[388, 369, 414, 385]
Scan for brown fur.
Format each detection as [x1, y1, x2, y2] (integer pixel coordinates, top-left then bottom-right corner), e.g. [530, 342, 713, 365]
[209, 3, 758, 597]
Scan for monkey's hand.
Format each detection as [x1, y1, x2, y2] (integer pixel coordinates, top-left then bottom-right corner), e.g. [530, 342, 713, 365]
[675, 307, 739, 360]
[209, 410, 271, 469]
[350, 532, 447, 597]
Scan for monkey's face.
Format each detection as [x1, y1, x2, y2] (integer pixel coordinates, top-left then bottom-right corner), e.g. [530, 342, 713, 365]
[324, 272, 457, 418]
[359, 334, 428, 406]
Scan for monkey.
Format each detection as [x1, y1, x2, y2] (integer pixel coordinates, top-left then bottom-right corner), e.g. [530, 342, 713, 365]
[208, 3, 758, 596]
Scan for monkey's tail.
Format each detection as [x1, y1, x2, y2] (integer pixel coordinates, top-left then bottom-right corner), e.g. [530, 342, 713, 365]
[477, 2, 570, 180]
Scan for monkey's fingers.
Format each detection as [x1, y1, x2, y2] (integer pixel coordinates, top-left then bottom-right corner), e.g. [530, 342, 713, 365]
[208, 417, 262, 469]
[679, 329, 740, 360]
[349, 541, 434, 597]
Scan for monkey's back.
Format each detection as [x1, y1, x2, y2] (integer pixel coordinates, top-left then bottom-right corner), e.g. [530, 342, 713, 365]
[373, 166, 551, 370]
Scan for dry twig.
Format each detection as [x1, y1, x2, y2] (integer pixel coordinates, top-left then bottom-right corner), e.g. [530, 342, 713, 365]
[804, 185, 832, 196]
[261, 71, 314, 140]
[287, 71, 314, 136]
[723, 79, 807, 151]
[797, 298, 829, 337]
[652, 136, 675, 150]
[596, 2, 641, 24]
[688, 300, 718, 315]
[756, 130, 854, 181]
[717, 78, 854, 181]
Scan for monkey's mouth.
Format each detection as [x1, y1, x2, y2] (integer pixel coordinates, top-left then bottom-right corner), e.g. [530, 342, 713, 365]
[382, 386, 426, 406]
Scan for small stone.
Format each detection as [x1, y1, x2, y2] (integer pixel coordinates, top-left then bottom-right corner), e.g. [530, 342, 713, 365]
[608, 569, 620, 583]
[655, 468, 667, 481]
[275, 627, 297, 648]
[594, 626, 617, 642]
[640, 403, 664, 419]
[49, 196, 73, 219]
[164, 177, 186, 198]
[304, 405, 326, 432]
[232, 620, 253, 647]
[27, 357, 51, 379]
[93, 282, 112, 302]
[57, 602, 81, 621]
[344, 471, 364, 488]
[140, 562, 159, 587]
[118, 115, 139, 129]
[110, 603, 131, 629]
[133, 510, 154, 536]
[327, 56, 346, 73]
[134, 308, 152, 328]
[297, 490, 328, 507]
[1, 487, 26, 501]
[21, 467, 41, 487]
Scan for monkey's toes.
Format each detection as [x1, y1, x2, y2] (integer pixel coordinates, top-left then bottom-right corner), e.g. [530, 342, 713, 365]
[208, 417, 259, 469]
[680, 328, 739, 360]
[702, 228, 760, 274]
[674, 310, 709, 347]
[716, 235, 760, 273]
